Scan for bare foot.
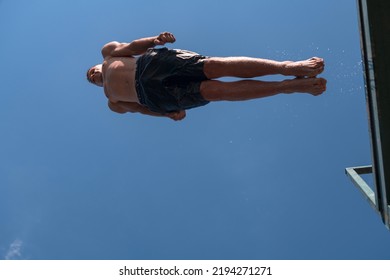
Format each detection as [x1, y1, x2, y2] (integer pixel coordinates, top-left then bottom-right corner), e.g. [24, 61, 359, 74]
[282, 77, 327, 96]
[283, 57, 325, 78]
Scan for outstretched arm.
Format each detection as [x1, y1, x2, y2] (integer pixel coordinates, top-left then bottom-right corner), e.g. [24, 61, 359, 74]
[108, 101, 186, 121]
[102, 32, 176, 58]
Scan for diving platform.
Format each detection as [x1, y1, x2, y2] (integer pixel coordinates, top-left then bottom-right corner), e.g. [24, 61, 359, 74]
[346, 0, 390, 229]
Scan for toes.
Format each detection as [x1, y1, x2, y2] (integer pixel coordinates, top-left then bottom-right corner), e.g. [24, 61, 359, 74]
[315, 78, 327, 90]
[311, 78, 327, 96]
[315, 58, 325, 68]
[307, 63, 325, 78]
[309, 57, 325, 68]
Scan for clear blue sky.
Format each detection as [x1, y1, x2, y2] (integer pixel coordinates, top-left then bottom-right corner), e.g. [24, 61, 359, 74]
[1, 0, 390, 260]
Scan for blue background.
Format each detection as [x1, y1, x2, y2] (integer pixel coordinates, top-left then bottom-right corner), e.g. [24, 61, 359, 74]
[1, 0, 390, 259]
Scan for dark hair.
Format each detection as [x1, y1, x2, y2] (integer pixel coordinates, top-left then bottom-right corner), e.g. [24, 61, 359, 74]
[86, 67, 94, 84]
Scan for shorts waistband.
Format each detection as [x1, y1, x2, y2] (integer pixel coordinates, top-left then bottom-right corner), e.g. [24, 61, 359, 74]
[135, 57, 146, 106]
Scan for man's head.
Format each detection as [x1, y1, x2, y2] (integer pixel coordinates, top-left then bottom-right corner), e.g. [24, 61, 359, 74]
[86, 64, 103, 87]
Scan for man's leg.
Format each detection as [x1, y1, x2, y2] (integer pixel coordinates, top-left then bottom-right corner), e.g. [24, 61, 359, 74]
[200, 78, 327, 101]
[203, 57, 324, 79]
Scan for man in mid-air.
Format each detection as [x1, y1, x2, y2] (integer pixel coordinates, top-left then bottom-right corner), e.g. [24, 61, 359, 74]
[87, 32, 326, 121]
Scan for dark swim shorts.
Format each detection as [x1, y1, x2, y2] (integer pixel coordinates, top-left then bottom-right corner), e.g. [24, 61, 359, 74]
[135, 48, 210, 114]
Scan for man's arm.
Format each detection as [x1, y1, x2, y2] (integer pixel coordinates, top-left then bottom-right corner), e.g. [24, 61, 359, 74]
[102, 32, 176, 58]
[108, 101, 186, 121]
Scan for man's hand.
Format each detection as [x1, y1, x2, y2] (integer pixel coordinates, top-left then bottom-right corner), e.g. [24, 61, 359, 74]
[166, 110, 186, 121]
[154, 32, 176, 46]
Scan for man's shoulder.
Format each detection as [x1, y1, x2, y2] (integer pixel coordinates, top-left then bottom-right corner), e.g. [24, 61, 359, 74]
[101, 41, 121, 58]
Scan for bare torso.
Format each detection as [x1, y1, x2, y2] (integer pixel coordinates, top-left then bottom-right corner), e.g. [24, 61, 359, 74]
[102, 56, 139, 103]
